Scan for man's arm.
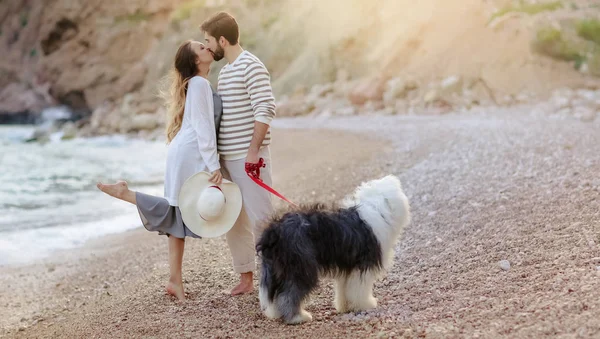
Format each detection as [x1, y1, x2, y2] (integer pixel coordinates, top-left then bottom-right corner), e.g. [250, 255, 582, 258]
[246, 121, 270, 164]
[243, 61, 276, 164]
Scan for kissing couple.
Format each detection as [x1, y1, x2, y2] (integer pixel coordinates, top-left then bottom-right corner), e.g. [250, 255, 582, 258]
[98, 11, 277, 301]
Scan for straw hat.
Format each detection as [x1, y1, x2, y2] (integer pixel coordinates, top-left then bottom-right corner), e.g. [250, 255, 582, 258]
[178, 171, 242, 238]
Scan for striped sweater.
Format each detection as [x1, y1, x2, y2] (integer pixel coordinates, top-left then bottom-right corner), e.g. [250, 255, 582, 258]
[217, 51, 276, 160]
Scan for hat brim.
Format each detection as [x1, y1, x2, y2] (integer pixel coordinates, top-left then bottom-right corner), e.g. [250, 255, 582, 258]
[178, 171, 242, 238]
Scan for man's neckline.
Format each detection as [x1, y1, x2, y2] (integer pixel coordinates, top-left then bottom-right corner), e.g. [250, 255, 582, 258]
[228, 50, 248, 66]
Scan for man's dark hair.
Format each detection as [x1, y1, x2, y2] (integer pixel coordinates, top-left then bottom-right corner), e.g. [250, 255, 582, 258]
[200, 12, 239, 45]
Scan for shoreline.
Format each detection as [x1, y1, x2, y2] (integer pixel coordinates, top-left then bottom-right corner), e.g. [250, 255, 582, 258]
[0, 182, 165, 268]
[0, 213, 147, 268]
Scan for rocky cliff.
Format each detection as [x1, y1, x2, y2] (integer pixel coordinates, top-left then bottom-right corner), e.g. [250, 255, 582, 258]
[1, 0, 599, 137]
[0, 0, 193, 125]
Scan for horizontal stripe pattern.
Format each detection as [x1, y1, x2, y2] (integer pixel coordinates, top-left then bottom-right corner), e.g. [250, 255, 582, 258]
[217, 51, 276, 155]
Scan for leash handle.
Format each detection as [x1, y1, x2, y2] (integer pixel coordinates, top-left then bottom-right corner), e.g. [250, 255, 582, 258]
[245, 158, 298, 207]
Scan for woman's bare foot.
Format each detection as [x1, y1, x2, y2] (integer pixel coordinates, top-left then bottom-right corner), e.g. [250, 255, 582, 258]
[97, 181, 136, 204]
[97, 181, 128, 199]
[166, 281, 185, 301]
[231, 272, 253, 296]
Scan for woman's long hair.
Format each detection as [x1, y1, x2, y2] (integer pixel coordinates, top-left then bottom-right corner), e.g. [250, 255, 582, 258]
[161, 40, 199, 143]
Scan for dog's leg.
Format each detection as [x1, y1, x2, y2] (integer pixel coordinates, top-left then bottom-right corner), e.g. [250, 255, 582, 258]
[258, 261, 281, 319]
[277, 285, 313, 325]
[345, 270, 378, 312]
[259, 283, 268, 311]
[259, 284, 281, 319]
[334, 276, 349, 313]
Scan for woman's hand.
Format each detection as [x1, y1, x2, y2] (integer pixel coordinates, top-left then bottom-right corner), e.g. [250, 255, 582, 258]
[209, 169, 223, 185]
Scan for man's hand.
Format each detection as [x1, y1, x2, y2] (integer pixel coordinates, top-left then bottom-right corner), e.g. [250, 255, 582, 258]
[245, 156, 265, 181]
[245, 121, 269, 165]
[209, 169, 223, 185]
[245, 149, 260, 165]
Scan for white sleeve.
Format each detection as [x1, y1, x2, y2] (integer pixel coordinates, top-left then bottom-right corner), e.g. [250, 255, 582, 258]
[187, 78, 220, 172]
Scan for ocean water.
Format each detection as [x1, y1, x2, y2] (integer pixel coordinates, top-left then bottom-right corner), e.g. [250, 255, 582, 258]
[0, 125, 168, 266]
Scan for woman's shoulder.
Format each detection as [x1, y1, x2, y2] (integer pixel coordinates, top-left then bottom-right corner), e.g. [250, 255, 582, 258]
[189, 76, 211, 89]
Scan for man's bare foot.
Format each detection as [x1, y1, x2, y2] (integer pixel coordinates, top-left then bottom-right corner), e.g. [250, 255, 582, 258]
[97, 181, 136, 204]
[231, 272, 253, 296]
[166, 281, 185, 301]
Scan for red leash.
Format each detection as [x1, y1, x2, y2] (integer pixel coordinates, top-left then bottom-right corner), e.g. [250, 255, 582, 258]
[245, 158, 298, 207]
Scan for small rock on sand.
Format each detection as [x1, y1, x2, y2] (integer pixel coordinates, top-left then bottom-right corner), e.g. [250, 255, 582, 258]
[499, 260, 511, 271]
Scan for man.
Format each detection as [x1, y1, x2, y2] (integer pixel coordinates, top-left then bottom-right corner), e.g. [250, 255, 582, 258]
[200, 12, 275, 296]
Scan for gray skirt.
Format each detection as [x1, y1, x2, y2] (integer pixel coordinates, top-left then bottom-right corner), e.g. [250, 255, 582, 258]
[135, 192, 201, 239]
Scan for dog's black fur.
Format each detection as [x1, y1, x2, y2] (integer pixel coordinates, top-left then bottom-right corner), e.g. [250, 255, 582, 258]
[256, 203, 382, 323]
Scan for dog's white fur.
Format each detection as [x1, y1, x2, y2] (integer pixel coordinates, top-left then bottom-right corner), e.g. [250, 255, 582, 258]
[258, 175, 410, 322]
[334, 175, 410, 313]
[259, 285, 280, 318]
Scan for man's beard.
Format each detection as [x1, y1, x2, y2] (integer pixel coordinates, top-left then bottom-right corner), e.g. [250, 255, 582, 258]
[211, 45, 225, 61]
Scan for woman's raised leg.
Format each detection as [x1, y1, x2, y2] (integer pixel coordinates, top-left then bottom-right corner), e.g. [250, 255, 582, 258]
[97, 181, 137, 205]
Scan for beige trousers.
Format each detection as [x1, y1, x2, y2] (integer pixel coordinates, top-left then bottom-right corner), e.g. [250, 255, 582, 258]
[220, 147, 274, 273]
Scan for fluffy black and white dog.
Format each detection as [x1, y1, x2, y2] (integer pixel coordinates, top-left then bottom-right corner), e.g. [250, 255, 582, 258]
[256, 175, 410, 325]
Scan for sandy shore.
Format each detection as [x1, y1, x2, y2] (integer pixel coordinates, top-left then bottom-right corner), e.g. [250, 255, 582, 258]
[2, 108, 600, 338]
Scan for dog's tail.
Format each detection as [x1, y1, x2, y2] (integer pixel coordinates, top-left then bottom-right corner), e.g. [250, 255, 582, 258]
[256, 222, 278, 260]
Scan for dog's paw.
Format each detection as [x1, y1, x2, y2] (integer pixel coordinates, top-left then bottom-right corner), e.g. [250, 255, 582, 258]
[285, 310, 313, 325]
[334, 301, 349, 314]
[264, 304, 281, 319]
[334, 294, 348, 313]
[348, 296, 378, 312]
[364, 296, 378, 310]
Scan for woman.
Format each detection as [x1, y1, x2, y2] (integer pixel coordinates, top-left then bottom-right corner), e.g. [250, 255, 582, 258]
[97, 40, 222, 301]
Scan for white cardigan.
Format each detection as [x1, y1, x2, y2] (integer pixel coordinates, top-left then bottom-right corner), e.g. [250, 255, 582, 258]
[164, 76, 220, 206]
